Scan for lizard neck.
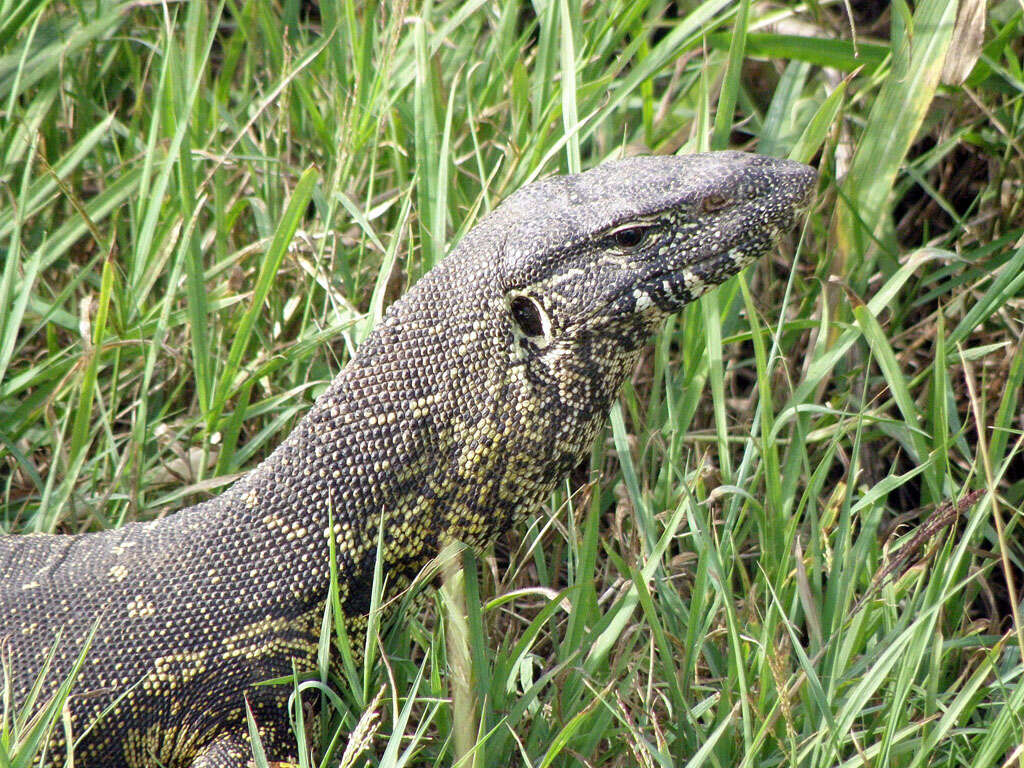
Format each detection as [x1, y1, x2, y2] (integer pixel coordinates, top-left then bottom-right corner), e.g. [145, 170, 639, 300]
[218, 254, 510, 617]
[216, 246, 648, 621]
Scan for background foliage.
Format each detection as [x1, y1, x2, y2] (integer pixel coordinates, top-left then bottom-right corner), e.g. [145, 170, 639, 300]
[1, 0, 1023, 766]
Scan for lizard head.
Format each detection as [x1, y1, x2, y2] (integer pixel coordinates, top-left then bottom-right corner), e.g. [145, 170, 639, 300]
[492, 152, 817, 358]
[431, 152, 815, 526]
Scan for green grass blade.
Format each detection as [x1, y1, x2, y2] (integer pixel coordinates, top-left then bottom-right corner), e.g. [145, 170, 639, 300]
[212, 166, 319, 428]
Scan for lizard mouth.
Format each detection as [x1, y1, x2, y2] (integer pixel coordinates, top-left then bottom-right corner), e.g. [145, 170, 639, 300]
[608, 235, 776, 319]
[624, 172, 815, 316]
[647, 241, 768, 309]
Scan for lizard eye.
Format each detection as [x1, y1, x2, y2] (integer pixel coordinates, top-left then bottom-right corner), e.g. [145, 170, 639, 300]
[610, 225, 653, 251]
[510, 294, 547, 338]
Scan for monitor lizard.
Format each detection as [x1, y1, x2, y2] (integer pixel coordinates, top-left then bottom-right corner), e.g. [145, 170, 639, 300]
[0, 151, 816, 767]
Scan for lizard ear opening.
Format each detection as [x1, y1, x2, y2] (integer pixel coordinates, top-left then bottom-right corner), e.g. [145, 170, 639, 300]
[509, 294, 550, 341]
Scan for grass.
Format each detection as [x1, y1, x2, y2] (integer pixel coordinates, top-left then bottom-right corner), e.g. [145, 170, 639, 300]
[1, 0, 1023, 766]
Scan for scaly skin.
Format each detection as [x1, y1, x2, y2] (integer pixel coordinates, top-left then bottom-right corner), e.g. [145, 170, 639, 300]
[0, 152, 816, 766]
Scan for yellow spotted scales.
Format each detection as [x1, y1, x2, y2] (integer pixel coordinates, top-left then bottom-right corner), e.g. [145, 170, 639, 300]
[0, 152, 816, 767]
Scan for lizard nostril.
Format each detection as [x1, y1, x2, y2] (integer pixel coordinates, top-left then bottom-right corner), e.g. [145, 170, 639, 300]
[701, 194, 730, 213]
